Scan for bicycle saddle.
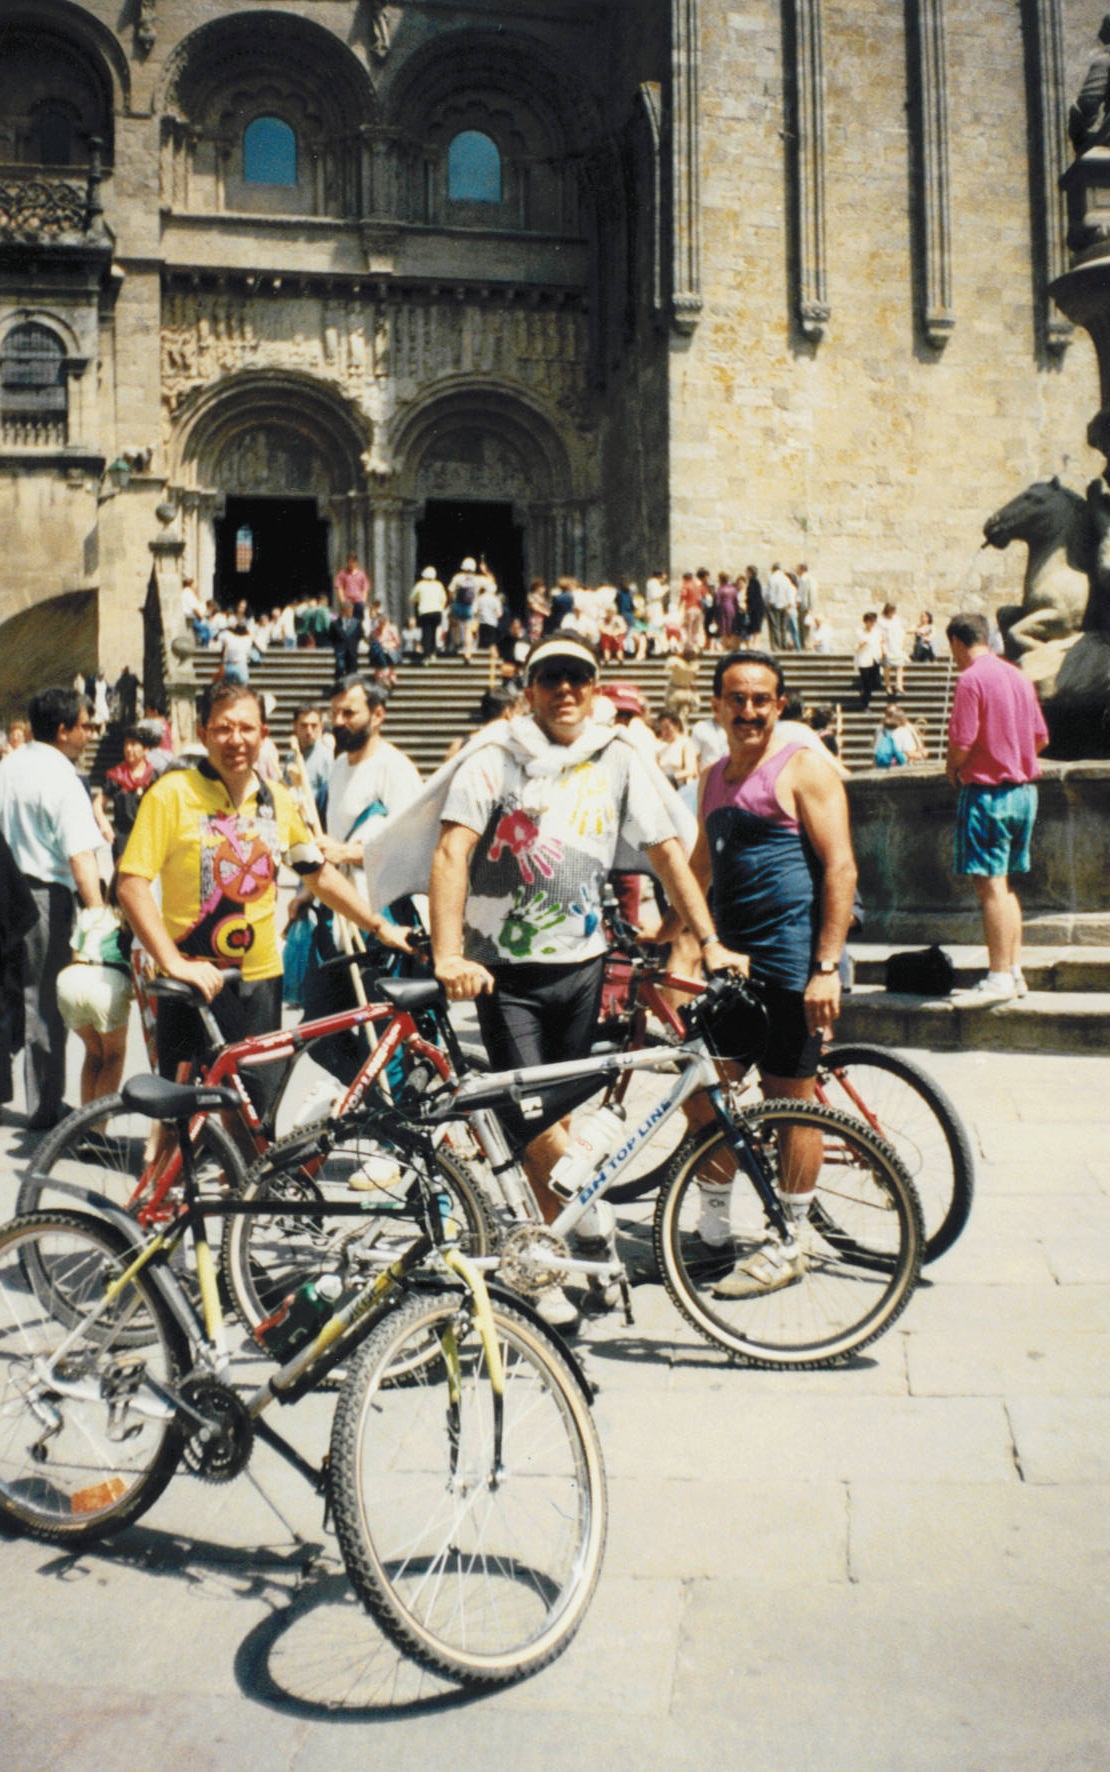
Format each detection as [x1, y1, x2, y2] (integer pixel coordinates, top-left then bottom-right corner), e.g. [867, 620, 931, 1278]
[146, 970, 241, 1002]
[377, 978, 446, 1012]
[120, 1073, 240, 1122]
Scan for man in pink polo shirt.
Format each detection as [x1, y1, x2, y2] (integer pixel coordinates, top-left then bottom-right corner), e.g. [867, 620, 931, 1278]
[945, 612, 1049, 1004]
[334, 553, 370, 615]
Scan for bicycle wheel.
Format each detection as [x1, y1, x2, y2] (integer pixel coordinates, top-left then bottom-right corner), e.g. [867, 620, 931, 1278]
[0, 1211, 185, 1544]
[329, 1287, 607, 1685]
[19, 1093, 247, 1222]
[223, 1122, 498, 1336]
[653, 1101, 924, 1368]
[817, 1045, 975, 1262]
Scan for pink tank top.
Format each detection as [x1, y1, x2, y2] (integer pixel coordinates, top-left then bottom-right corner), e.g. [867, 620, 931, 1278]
[701, 742, 805, 826]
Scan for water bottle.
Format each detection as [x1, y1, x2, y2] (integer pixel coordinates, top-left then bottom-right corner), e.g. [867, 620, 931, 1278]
[549, 1104, 625, 1200]
[255, 1272, 344, 1357]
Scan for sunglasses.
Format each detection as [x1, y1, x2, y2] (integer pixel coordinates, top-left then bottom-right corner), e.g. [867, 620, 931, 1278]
[532, 663, 597, 688]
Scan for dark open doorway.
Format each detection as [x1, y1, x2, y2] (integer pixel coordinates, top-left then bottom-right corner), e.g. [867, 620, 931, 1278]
[215, 497, 330, 614]
[415, 500, 525, 612]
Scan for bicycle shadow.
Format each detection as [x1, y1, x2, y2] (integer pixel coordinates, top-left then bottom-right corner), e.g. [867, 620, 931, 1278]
[234, 1565, 490, 1718]
[30, 1525, 488, 1718]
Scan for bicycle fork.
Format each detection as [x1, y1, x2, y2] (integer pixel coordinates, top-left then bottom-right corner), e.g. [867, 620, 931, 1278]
[706, 1086, 795, 1245]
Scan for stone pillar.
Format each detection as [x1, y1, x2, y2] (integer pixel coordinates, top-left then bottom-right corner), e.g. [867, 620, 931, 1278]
[148, 499, 195, 748]
[370, 497, 405, 626]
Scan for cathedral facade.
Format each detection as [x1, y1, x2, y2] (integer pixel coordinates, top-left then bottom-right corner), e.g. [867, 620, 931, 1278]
[0, 0, 1103, 695]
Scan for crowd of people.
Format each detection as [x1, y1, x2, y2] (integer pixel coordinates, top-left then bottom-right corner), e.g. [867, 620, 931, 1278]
[0, 596, 1046, 1324]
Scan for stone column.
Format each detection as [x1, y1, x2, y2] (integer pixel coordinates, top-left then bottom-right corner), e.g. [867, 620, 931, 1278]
[148, 500, 195, 748]
[370, 496, 411, 627]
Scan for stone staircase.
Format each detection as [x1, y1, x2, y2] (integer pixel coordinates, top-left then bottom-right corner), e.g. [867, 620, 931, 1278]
[839, 943, 1110, 1055]
[186, 645, 956, 779]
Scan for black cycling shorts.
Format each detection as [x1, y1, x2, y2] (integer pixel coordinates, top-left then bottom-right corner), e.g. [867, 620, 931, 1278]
[475, 956, 607, 1074]
[156, 973, 284, 1117]
[706, 975, 820, 1081]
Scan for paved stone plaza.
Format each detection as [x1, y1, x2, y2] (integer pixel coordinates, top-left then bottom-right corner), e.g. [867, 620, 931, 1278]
[1, 1032, 1107, 1770]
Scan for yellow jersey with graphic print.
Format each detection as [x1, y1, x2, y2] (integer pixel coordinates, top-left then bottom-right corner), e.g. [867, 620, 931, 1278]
[120, 764, 322, 980]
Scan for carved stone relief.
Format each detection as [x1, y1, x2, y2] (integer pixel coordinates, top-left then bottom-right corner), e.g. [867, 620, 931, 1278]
[214, 425, 332, 496]
[417, 430, 531, 502]
[162, 288, 591, 428]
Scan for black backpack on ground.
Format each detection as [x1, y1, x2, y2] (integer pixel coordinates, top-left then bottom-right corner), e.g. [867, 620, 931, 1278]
[884, 945, 954, 996]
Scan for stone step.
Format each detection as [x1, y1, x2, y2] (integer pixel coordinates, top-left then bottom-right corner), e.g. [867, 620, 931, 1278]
[836, 985, 1110, 1055]
[185, 648, 955, 778]
[850, 943, 1110, 992]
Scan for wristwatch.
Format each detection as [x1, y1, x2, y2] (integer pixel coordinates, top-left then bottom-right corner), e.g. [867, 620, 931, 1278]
[812, 960, 839, 976]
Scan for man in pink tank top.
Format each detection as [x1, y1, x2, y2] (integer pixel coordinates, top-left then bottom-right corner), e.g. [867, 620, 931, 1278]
[945, 612, 1049, 1004]
[666, 652, 858, 1297]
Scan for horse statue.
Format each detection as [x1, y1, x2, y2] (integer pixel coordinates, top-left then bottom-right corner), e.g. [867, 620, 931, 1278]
[982, 477, 1095, 659]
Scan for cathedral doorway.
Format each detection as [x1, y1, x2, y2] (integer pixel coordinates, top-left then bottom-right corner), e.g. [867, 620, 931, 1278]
[214, 496, 329, 614]
[415, 499, 525, 610]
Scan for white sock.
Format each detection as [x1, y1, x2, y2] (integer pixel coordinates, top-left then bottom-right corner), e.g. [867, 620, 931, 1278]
[783, 1188, 815, 1224]
[1010, 965, 1023, 979]
[987, 970, 1012, 989]
[577, 1199, 615, 1241]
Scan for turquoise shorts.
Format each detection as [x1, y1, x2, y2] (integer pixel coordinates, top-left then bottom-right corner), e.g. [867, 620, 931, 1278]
[954, 782, 1037, 877]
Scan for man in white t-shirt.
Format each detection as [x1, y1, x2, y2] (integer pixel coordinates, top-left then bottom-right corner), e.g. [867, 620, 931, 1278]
[301, 674, 422, 1079]
[0, 685, 103, 1127]
[430, 635, 745, 1323]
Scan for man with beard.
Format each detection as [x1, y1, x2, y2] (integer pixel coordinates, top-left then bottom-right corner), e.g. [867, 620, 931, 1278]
[663, 651, 857, 1296]
[300, 675, 422, 1080]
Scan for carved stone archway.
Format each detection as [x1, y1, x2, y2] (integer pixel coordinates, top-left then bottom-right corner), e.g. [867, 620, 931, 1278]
[389, 381, 600, 596]
[169, 370, 373, 604]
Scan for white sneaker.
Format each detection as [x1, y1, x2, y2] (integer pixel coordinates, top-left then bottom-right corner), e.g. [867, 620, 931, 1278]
[1011, 969, 1029, 999]
[711, 1239, 807, 1299]
[534, 1285, 581, 1332]
[347, 1152, 404, 1192]
[951, 975, 1015, 1007]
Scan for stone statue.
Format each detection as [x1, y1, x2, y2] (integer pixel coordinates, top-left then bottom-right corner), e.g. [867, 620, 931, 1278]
[1069, 15, 1110, 154]
[983, 477, 1095, 657]
[368, 4, 399, 62]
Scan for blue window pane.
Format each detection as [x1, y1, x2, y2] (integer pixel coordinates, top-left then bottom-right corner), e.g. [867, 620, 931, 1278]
[448, 131, 501, 203]
[244, 116, 297, 186]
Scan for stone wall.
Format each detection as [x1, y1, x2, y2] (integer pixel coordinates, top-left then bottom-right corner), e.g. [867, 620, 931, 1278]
[671, 0, 1106, 637]
[848, 762, 1110, 945]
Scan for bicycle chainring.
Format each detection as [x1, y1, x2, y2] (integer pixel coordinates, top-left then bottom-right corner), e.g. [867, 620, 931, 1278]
[498, 1224, 569, 1296]
[178, 1375, 254, 1482]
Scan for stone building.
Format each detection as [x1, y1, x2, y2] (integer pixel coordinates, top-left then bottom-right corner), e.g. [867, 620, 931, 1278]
[0, 0, 1104, 705]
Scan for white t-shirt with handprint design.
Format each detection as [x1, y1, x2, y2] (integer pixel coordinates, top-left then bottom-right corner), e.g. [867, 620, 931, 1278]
[441, 733, 677, 966]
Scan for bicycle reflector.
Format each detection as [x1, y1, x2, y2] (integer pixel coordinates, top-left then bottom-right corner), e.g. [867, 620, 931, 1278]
[680, 975, 769, 1066]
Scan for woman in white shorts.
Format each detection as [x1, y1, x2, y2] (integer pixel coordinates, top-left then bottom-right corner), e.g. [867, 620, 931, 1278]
[55, 900, 134, 1106]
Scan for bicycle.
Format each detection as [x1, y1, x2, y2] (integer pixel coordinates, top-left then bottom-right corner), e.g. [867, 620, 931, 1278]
[594, 912, 974, 1263]
[19, 961, 497, 1278]
[236, 972, 926, 1370]
[0, 1072, 606, 1686]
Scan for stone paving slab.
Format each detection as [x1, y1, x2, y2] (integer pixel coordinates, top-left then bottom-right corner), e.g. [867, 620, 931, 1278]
[848, 1480, 1110, 1588]
[0, 1040, 1107, 1765]
[672, 1580, 1110, 1772]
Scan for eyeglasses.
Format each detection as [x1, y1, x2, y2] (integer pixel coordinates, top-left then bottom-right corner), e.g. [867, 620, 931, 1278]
[532, 663, 596, 689]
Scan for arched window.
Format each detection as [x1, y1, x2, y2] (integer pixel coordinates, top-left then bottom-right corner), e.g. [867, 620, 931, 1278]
[243, 116, 297, 186]
[447, 130, 501, 204]
[1, 323, 67, 443]
[38, 111, 74, 167]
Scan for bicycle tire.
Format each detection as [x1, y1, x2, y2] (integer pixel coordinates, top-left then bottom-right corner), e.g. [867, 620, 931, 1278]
[19, 1093, 248, 1221]
[653, 1101, 924, 1368]
[818, 1044, 974, 1262]
[223, 1122, 499, 1336]
[329, 1287, 607, 1685]
[0, 1210, 186, 1544]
